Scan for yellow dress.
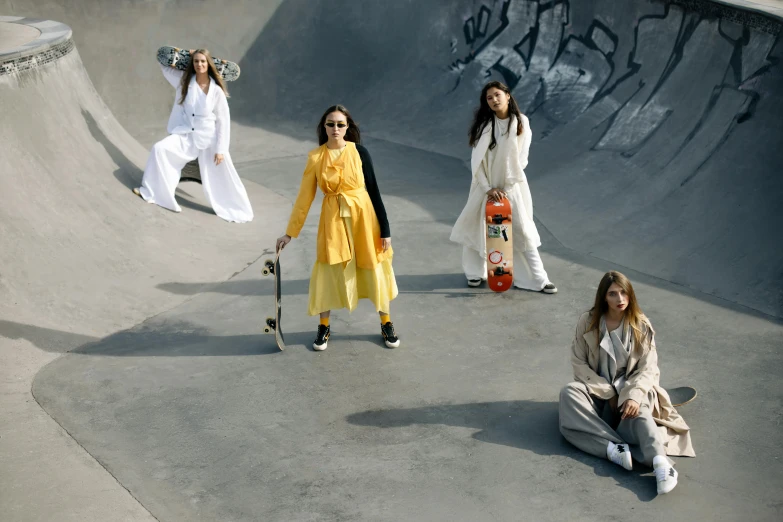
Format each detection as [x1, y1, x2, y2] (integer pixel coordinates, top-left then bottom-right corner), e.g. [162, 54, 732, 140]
[286, 143, 398, 316]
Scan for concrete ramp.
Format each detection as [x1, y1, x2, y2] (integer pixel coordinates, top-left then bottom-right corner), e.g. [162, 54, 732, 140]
[2, 2, 783, 521]
[0, 17, 289, 521]
[0, 17, 282, 333]
[230, 0, 783, 316]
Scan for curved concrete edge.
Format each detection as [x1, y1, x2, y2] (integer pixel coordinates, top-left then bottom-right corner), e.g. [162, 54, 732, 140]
[0, 16, 298, 520]
[0, 175, 294, 522]
[710, 0, 783, 22]
[0, 17, 72, 63]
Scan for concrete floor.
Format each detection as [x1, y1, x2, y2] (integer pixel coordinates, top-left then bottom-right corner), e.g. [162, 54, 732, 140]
[32, 138, 783, 521]
[2, 0, 782, 521]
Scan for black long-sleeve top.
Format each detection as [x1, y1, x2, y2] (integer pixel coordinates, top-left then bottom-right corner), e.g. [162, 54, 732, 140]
[356, 144, 391, 238]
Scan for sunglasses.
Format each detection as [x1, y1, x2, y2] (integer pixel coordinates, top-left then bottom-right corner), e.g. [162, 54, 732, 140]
[325, 122, 348, 128]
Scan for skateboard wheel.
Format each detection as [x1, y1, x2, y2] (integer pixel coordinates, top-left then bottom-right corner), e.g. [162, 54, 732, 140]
[263, 259, 275, 276]
[265, 317, 276, 332]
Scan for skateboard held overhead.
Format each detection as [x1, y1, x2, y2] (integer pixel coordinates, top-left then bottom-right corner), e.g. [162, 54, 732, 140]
[663, 386, 697, 407]
[262, 251, 285, 350]
[486, 198, 513, 292]
[156, 45, 241, 82]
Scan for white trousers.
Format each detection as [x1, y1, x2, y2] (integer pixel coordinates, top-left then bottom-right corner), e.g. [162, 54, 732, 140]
[139, 134, 254, 223]
[462, 244, 550, 291]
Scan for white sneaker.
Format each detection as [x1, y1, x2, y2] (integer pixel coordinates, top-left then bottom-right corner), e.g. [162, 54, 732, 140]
[467, 279, 482, 287]
[654, 455, 678, 494]
[606, 442, 633, 470]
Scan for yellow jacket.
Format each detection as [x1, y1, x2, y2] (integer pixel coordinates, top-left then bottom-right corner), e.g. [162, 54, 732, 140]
[286, 143, 393, 269]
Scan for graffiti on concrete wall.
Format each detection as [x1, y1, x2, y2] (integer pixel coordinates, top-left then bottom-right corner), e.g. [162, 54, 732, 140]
[448, 0, 779, 181]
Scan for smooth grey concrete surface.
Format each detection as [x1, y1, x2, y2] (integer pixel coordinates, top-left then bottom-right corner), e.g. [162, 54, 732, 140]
[33, 139, 783, 520]
[1, 0, 782, 520]
[0, 16, 301, 522]
[0, 21, 38, 51]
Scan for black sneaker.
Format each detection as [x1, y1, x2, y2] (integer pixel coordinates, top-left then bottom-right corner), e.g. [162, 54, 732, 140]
[313, 324, 330, 351]
[542, 283, 558, 294]
[381, 322, 400, 348]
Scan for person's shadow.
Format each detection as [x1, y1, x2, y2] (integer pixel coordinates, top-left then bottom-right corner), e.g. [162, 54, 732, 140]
[346, 400, 657, 501]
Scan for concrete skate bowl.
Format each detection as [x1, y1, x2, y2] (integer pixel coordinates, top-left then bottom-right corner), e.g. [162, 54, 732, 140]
[2, 2, 782, 521]
[0, 16, 281, 341]
[6, 0, 781, 317]
[231, 0, 783, 318]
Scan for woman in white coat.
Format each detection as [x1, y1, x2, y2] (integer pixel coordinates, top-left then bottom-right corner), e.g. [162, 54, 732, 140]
[133, 48, 254, 223]
[450, 81, 555, 292]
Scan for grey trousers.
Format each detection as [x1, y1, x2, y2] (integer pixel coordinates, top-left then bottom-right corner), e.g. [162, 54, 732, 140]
[559, 382, 672, 467]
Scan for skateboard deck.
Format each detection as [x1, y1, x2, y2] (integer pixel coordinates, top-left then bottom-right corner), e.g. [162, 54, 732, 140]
[156, 46, 241, 81]
[262, 252, 285, 350]
[486, 198, 513, 292]
[664, 386, 697, 407]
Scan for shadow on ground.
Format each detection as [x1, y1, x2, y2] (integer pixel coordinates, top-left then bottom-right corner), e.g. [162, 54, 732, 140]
[347, 400, 659, 501]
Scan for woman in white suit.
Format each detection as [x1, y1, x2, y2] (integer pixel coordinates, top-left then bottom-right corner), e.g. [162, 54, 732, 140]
[450, 81, 555, 292]
[133, 48, 253, 223]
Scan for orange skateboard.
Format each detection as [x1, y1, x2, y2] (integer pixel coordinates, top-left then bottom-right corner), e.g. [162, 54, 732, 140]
[486, 199, 513, 292]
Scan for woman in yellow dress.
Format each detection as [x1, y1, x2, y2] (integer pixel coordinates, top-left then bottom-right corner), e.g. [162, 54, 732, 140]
[276, 105, 399, 351]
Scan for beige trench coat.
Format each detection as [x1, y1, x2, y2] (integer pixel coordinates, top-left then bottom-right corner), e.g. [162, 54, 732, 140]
[571, 311, 695, 457]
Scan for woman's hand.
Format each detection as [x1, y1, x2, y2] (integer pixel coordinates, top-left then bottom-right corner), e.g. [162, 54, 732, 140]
[214, 153, 224, 166]
[276, 235, 292, 252]
[620, 399, 640, 419]
[486, 188, 506, 202]
[381, 237, 392, 252]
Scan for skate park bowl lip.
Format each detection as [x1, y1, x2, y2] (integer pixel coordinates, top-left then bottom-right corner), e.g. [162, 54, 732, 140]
[0, 17, 70, 62]
[0, 21, 40, 53]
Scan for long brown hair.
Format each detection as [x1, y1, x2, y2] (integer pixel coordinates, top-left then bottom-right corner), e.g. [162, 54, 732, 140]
[587, 271, 652, 349]
[468, 81, 524, 150]
[317, 105, 361, 145]
[179, 49, 228, 104]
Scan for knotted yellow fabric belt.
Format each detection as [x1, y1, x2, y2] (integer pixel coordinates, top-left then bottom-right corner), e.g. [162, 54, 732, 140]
[319, 187, 367, 266]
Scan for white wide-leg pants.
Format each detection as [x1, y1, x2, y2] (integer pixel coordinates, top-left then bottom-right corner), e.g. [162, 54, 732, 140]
[139, 134, 254, 223]
[462, 243, 550, 291]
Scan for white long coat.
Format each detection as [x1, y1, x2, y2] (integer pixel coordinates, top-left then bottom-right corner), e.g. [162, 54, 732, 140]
[160, 65, 230, 154]
[450, 114, 541, 254]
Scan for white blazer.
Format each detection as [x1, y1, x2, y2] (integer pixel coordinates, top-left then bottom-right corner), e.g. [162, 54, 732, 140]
[160, 65, 231, 154]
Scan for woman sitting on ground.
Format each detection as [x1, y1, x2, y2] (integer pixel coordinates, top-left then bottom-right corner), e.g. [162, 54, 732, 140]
[559, 271, 695, 495]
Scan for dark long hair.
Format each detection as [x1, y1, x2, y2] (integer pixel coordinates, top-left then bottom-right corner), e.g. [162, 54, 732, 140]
[468, 81, 524, 150]
[587, 271, 651, 349]
[317, 105, 361, 145]
[179, 49, 228, 104]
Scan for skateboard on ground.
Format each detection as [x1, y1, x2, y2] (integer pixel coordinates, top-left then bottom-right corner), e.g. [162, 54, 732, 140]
[156, 45, 241, 81]
[262, 251, 285, 350]
[663, 386, 697, 407]
[486, 198, 513, 292]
